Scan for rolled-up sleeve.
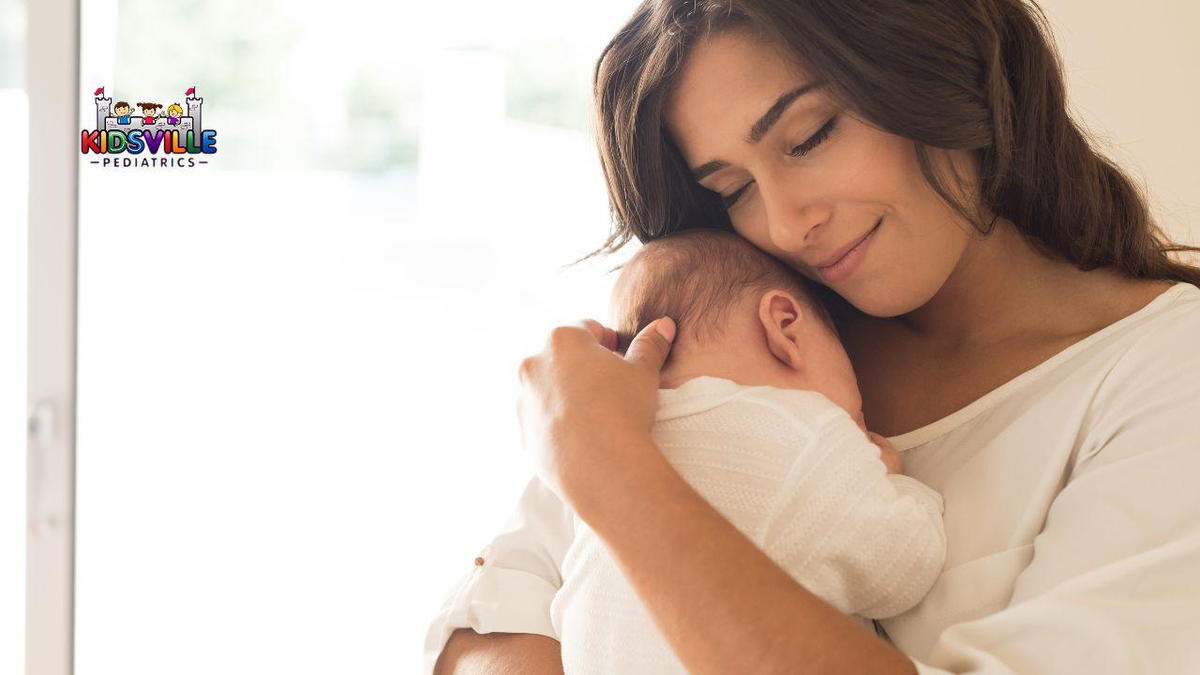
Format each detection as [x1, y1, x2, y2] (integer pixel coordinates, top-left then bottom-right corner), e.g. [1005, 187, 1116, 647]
[422, 474, 575, 675]
[906, 322, 1200, 673]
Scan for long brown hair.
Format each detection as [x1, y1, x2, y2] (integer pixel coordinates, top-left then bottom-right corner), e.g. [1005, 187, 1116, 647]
[579, 0, 1200, 289]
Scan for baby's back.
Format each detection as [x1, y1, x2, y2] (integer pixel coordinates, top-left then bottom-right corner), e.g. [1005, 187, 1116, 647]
[550, 377, 946, 674]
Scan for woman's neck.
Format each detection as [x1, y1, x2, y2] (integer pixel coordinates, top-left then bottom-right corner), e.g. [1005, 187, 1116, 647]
[894, 218, 1125, 351]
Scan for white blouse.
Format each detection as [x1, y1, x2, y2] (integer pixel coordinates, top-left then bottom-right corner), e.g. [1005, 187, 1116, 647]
[423, 281, 1200, 674]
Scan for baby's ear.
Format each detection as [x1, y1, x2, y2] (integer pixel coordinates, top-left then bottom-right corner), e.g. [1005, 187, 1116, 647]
[758, 290, 806, 370]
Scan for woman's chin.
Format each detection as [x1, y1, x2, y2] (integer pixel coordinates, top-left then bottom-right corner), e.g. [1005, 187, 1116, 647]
[837, 280, 929, 319]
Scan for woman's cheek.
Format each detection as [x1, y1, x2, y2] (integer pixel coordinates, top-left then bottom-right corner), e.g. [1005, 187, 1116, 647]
[835, 221, 923, 317]
[730, 214, 778, 259]
[868, 217, 967, 316]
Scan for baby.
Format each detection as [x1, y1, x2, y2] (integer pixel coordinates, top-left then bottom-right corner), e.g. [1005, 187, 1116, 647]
[547, 228, 946, 673]
[421, 229, 946, 675]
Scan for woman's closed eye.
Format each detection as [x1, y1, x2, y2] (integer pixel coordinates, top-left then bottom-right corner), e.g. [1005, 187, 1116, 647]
[716, 114, 840, 210]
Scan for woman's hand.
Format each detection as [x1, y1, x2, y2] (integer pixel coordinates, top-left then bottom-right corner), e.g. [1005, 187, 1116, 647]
[516, 316, 676, 508]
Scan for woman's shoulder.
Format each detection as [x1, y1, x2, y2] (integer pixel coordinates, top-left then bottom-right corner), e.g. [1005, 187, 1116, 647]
[1011, 278, 1199, 378]
[1085, 280, 1200, 414]
[1108, 280, 1200, 352]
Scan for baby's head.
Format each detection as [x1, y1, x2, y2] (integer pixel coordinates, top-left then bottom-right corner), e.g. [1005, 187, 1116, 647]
[610, 229, 863, 425]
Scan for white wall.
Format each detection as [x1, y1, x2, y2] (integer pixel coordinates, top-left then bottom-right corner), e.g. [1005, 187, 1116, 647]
[1043, 0, 1199, 246]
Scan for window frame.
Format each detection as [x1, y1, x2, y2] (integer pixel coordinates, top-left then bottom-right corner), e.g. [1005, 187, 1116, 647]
[25, 0, 80, 673]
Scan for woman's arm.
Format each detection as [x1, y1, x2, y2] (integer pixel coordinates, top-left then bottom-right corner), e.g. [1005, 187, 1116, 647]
[569, 433, 918, 675]
[422, 475, 575, 674]
[434, 629, 563, 675]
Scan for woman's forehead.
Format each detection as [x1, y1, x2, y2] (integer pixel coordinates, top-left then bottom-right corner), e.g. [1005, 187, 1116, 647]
[665, 32, 822, 160]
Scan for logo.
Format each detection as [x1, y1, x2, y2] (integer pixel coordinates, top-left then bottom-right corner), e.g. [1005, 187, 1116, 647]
[81, 85, 217, 168]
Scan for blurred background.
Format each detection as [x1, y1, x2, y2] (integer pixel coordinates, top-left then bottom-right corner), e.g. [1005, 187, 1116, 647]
[2, 0, 1198, 673]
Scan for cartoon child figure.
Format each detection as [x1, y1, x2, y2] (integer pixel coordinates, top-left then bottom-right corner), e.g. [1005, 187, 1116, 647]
[137, 102, 162, 124]
[166, 103, 184, 125]
[113, 101, 132, 125]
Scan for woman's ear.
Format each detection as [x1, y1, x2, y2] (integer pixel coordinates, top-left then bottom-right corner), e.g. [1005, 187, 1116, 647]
[758, 290, 806, 371]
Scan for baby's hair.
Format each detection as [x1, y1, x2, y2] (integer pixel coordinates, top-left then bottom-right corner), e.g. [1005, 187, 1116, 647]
[611, 228, 835, 357]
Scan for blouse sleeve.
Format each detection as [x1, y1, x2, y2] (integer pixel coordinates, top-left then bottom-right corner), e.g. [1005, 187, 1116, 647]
[421, 474, 575, 675]
[907, 315, 1200, 673]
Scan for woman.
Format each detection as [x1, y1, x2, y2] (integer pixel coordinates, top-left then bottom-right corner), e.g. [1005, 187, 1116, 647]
[428, 0, 1200, 672]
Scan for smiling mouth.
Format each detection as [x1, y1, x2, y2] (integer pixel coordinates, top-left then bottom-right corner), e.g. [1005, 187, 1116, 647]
[817, 217, 883, 271]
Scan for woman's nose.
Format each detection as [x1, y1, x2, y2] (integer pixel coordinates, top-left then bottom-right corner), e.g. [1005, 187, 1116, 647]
[761, 183, 831, 253]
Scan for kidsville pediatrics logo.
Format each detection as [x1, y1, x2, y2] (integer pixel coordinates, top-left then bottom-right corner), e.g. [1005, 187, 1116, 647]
[81, 85, 217, 168]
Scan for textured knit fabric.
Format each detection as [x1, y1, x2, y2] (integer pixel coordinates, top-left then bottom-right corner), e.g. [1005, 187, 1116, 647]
[546, 377, 946, 674]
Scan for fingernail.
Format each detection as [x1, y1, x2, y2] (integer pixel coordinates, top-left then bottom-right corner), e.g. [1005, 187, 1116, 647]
[655, 316, 676, 341]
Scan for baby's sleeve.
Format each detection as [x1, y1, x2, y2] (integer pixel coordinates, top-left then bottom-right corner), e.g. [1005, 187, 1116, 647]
[421, 474, 575, 675]
[754, 394, 947, 620]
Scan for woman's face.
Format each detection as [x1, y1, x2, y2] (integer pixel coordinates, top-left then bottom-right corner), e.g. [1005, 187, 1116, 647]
[664, 29, 981, 317]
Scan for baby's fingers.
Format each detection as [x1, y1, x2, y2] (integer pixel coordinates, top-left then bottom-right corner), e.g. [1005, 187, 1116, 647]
[867, 431, 904, 475]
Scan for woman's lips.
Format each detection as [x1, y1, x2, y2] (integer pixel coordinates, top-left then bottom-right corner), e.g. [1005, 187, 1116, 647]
[816, 217, 883, 283]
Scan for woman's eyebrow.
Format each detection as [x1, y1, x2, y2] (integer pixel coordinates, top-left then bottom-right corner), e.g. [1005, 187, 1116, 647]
[690, 80, 824, 182]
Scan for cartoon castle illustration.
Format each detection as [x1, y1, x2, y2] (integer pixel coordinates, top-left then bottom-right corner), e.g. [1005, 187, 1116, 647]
[94, 87, 203, 135]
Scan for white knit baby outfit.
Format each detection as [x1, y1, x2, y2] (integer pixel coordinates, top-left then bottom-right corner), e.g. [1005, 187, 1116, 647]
[548, 375, 947, 674]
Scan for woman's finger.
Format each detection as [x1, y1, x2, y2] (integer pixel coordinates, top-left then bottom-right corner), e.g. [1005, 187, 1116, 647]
[572, 318, 620, 351]
[599, 324, 619, 352]
[624, 316, 675, 371]
[517, 354, 538, 384]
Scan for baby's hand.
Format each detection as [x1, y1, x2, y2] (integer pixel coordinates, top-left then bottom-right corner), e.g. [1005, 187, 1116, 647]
[867, 431, 904, 475]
